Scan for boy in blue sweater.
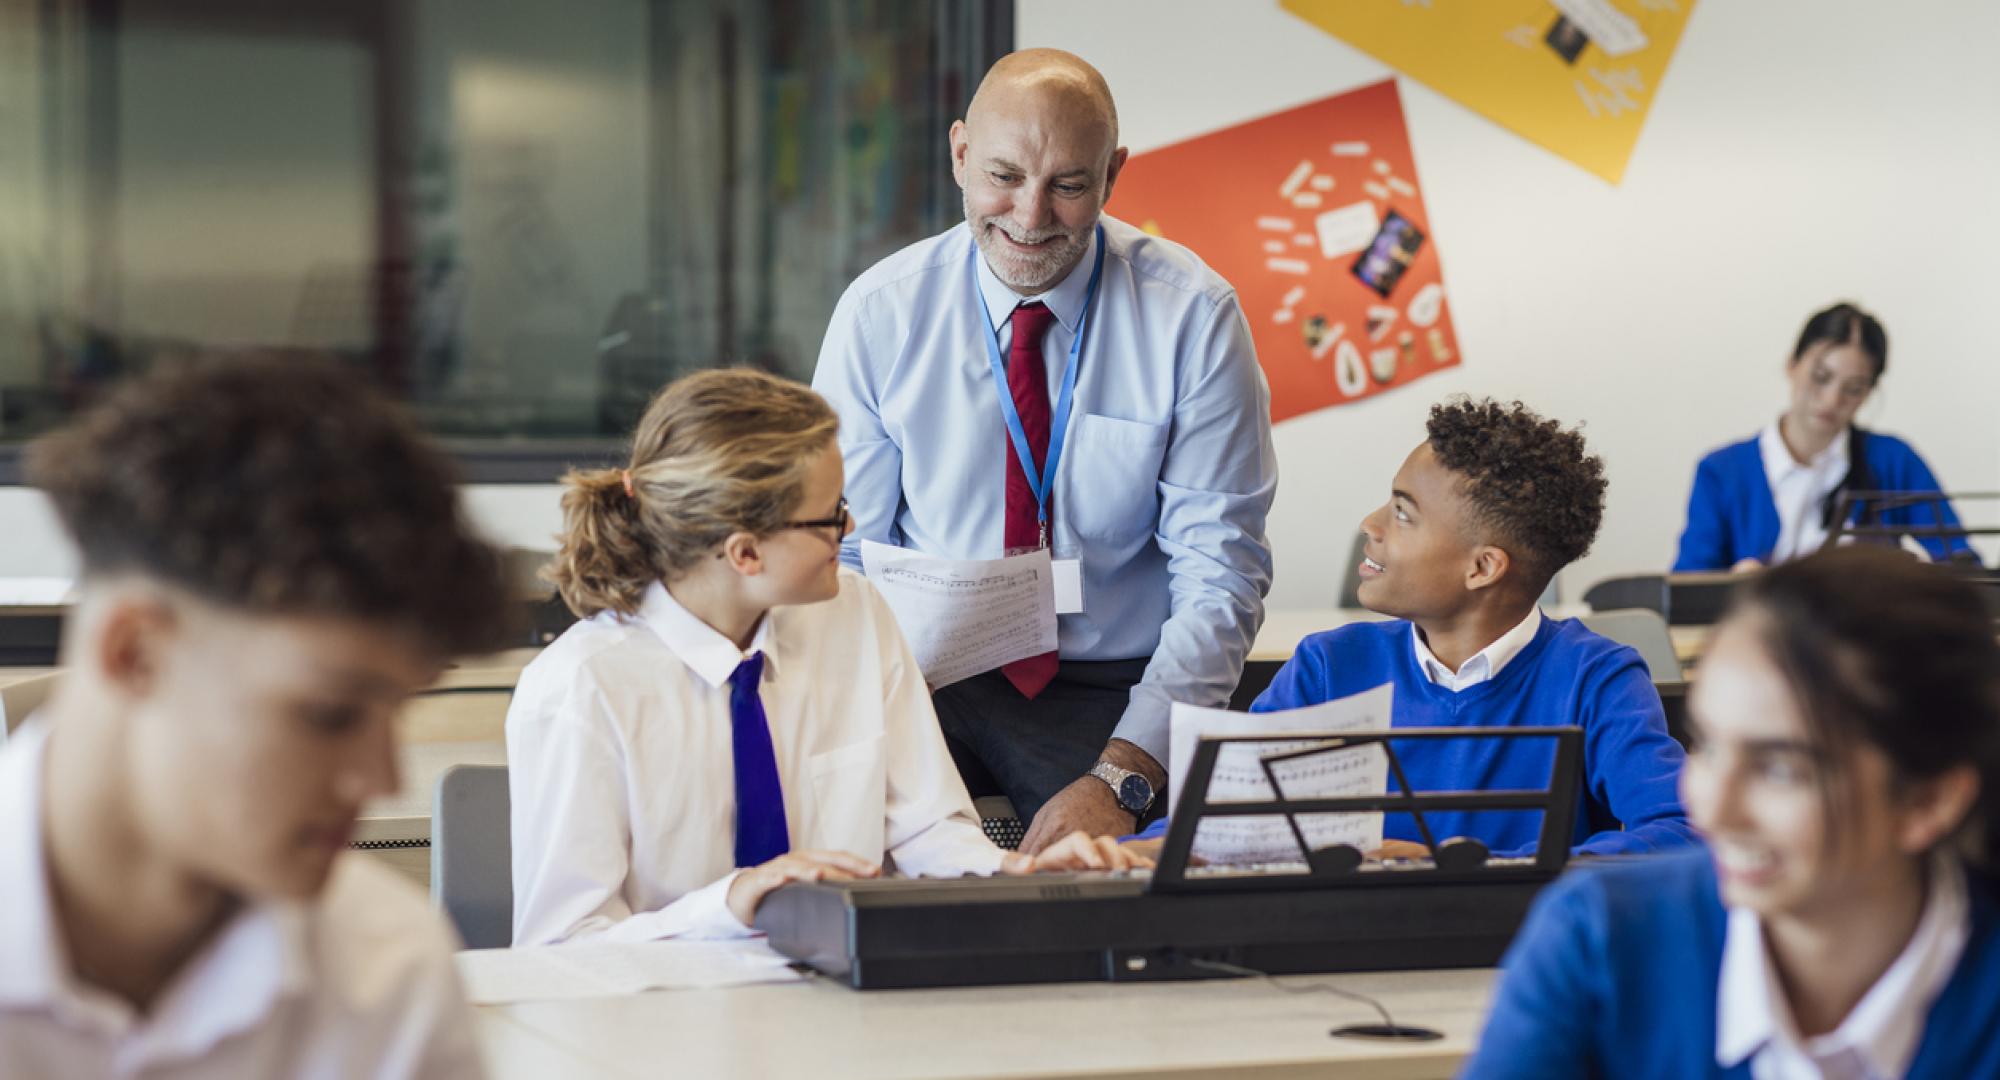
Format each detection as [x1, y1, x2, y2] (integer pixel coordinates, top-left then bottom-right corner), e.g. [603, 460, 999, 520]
[1467, 546, 2000, 1079]
[1136, 398, 1693, 858]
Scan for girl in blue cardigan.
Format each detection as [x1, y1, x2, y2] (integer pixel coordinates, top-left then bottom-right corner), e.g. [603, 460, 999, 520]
[1467, 545, 2000, 1079]
[1673, 303, 1975, 571]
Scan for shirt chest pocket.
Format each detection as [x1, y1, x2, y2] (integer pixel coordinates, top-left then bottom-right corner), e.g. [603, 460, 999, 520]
[1063, 413, 1169, 543]
[805, 734, 887, 862]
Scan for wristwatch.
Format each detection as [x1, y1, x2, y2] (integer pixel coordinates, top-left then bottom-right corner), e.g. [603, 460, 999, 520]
[1089, 761, 1156, 815]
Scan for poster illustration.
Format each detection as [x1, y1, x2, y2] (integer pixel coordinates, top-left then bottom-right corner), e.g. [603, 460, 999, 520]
[1282, 0, 1697, 184]
[1110, 79, 1458, 424]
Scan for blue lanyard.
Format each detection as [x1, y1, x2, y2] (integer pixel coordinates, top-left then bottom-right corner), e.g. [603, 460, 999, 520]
[975, 224, 1106, 547]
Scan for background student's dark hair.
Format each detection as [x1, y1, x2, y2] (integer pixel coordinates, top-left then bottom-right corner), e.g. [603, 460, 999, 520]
[1795, 302, 1888, 530]
[1731, 545, 2000, 878]
[26, 353, 514, 659]
[546, 367, 839, 618]
[1424, 397, 1606, 598]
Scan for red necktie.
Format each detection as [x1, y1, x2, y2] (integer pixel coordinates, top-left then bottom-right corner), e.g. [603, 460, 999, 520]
[1001, 302, 1060, 699]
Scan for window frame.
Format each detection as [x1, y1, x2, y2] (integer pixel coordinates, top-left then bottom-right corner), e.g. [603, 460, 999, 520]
[0, 0, 1013, 486]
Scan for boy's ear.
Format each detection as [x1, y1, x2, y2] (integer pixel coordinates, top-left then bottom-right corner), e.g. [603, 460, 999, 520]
[720, 531, 765, 578]
[1464, 544, 1511, 594]
[94, 597, 177, 699]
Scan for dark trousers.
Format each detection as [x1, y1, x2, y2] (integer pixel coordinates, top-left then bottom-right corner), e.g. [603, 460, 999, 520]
[931, 658, 1150, 827]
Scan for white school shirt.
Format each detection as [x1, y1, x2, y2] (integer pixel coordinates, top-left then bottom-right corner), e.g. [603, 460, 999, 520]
[1717, 854, 1970, 1080]
[1760, 420, 1850, 564]
[506, 569, 1004, 946]
[1410, 607, 1543, 693]
[0, 722, 483, 1080]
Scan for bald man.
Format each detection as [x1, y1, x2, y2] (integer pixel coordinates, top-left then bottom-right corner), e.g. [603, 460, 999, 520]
[813, 50, 1276, 852]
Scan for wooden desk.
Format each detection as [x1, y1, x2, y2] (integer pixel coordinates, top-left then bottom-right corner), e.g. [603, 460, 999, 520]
[474, 967, 1497, 1080]
[432, 648, 541, 692]
[1669, 625, 1712, 667]
[1251, 606, 1598, 665]
[1250, 609, 1388, 663]
[0, 668, 59, 740]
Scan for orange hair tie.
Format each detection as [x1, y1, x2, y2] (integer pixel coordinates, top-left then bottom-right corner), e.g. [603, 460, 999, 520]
[620, 469, 636, 499]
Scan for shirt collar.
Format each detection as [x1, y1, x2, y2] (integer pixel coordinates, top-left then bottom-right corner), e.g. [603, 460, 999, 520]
[1759, 418, 1848, 483]
[1411, 606, 1542, 691]
[634, 580, 780, 690]
[0, 720, 313, 1058]
[972, 223, 1102, 337]
[1717, 854, 1971, 1077]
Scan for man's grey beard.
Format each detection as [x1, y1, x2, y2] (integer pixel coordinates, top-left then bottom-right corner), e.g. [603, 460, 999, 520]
[965, 195, 1090, 293]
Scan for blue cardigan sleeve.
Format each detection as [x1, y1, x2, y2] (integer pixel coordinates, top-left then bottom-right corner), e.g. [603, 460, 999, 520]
[1874, 438, 1981, 565]
[1576, 652, 1698, 856]
[1673, 453, 1733, 571]
[1459, 871, 1608, 1079]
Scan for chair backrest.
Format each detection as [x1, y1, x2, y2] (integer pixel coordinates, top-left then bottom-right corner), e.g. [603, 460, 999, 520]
[1578, 608, 1683, 683]
[1582, 574, 1666, 616]
[1337, 533, 1368, 608]
[433, 764, 513, 949]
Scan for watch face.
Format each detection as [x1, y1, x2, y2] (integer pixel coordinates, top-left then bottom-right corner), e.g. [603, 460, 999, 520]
[1119, 774, 1153, 811]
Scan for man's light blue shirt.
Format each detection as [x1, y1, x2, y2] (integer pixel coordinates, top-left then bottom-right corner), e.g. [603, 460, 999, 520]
[811, 215, 1277, 762]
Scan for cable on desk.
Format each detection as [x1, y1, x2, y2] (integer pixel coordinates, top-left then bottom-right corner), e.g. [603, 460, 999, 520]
[1184, 957, 1443, 1042]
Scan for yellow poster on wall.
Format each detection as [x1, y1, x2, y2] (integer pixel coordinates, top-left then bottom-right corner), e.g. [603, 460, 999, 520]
[1282, 0, 1696, 184]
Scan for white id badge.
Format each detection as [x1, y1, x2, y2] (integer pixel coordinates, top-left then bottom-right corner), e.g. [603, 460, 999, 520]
[1052, 558, 1084, 614]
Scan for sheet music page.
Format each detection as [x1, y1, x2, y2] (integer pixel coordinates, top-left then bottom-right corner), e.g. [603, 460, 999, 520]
[859, 540, 1058, 688]
[456, 939, 803, 1005]
[1167, 683, 1394, 865]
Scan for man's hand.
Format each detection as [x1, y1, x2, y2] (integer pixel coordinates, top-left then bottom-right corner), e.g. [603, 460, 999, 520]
[1019, 739, 1166, 855]
[1019, 776, 1131, 855]
[725, 850, 879, 926]
[999, 830, 1154, 874]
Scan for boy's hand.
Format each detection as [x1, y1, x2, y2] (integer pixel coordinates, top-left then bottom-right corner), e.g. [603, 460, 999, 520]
[726, 850, 879, 925]
[999, 830, 1154, 874]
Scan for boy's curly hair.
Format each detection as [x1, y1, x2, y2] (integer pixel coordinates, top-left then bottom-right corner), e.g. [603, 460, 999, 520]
[1425, 397, 1606, 592]
[27, 354, 512, 658]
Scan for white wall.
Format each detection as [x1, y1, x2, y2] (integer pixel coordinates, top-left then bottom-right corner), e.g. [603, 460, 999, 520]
[7, 0, 1999, 600]
[1020, 0, 2000, 606]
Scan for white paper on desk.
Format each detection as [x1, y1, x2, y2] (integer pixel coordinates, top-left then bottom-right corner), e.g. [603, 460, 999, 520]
[455, 939, 803, 1005]
[860, 540, 1058, 689]
[1168, 683, 1393, 865]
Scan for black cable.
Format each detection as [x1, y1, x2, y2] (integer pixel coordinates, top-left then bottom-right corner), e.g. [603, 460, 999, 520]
[1183, 957, 1399, 1030]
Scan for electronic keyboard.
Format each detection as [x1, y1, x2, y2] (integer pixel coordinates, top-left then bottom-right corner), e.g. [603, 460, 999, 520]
[758, 726, 1584, 989]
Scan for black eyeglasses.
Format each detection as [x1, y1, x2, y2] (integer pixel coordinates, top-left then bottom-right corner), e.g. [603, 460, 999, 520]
[781, 495, 849, 534]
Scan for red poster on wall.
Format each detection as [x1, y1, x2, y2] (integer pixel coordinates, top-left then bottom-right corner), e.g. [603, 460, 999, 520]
[1110, 80, 1459, 424]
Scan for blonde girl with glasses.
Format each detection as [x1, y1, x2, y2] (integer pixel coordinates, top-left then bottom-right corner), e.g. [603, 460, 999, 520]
[508, 369, 1141, 945]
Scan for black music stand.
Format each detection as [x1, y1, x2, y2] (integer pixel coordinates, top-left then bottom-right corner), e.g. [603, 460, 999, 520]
[1825, 489, 1997, 611]
[1149, 726, 1583, 894]
[1824, 489, 1995, 560]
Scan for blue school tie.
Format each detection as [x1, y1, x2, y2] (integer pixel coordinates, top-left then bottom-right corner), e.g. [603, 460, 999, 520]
[728, 653, 790, 866]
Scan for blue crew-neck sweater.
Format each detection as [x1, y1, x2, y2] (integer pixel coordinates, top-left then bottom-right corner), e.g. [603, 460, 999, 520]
[1463, 848, 2000, 1079]
[1673, 430, 1976, 571]
[1141, 616, 1695, 857]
